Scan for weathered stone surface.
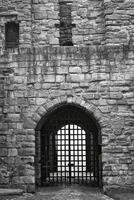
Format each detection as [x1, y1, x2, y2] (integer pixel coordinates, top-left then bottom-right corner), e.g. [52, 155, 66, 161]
[0, 0, 134, 193]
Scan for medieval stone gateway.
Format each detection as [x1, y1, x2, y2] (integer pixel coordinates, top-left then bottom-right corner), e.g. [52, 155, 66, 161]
[0, 0, 134, 193]
[35, 102, 102, 187]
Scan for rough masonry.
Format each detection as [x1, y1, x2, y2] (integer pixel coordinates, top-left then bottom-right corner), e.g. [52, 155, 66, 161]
[0, 0, 134, 193]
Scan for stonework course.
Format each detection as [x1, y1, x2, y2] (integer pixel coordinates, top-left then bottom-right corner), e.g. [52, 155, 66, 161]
[0, 0, 134, 193]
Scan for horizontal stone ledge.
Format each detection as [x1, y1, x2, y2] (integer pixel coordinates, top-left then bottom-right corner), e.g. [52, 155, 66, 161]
[0, 45, 134, 61]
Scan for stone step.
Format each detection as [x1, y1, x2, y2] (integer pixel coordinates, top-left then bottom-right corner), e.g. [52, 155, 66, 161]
[0, 188, 23, 196]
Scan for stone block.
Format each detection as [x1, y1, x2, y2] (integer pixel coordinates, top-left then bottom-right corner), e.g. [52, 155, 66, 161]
[23, 118, 36, 129]
[98, 99, 107, 106]
[127, 99, 134, 105]
[119, 158, 132, 164]
[44, 75, 55, 82]
[83, 93, 94, 100]
[25, 168, 34, 176]
[56, 75, 65, 82]
[110, 92, 122, 99]
[17, 165, 26, 176]
[32, 113, 41, 122]
[18, 148, 35, 156]
[0, 136, 6, 143]
[7, 114, 20, 122]
[17, 98, 28, 106]
[42, 83, 51, 89]
[85, 74, 92, 81]
[56, 67, 68, 74]
[129, 164, 134, 171]
[21, 142, 35, 148]
[92, 73, 109, 81]
[22, 176, 35, 184]
[68, 74, 85, 82]
[49, 37, 59, 45]
[37, 106, 46, 116]
[99, 106, 110, 113]
[36, 98, 47, 105]
[13, 176, 35, 184]
[8, 149, 18, 157]
[0, 148, 7, 156]
[126, 176, 134, 185]
[129, 146, 134, 151]
[34, 12, 47, 20]
[21, 156, 34, 165]
[80, 83, 89, 88]
[69, 67, 81, 73]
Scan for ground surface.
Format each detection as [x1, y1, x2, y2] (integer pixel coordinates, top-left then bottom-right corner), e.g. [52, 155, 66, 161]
[0, 185, 113, 200]
[1, 186, 134, 200]
[107, 191, 134, 200]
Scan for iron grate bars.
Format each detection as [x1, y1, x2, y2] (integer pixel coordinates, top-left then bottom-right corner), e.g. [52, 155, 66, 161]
[41, 105, 100, 186]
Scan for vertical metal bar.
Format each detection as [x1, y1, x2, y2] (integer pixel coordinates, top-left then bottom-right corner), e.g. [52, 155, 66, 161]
[96, 137, 99, 186]
[73, 124, 75, 184]
[48, 134, 50, 183]
[90, 133, 92, 184]
[81, 127, 83, 184]
[40, 107, 100, 187]
[45, 134, 48, 184]
[93, 135, 96, 184]
[50, 133, 51, 183]
[89, 132, 91, 185]
[77, 125, 79, 184]
[56, 120, 58, 184]
[60, 128, 62, 184]
[57, 131, 58, 184]
[52, 132, 54, 184]
[68, 124, 71, 184]
[98, 130, 101, 187]
[65, 126, 66, 184]
[85, 132, 89, 184]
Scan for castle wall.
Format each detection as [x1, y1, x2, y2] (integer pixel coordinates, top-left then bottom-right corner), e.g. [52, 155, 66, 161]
[0, 0, 32, 49]
[0, 46, 134, 191]
[103, 0, 134, 46]
[32, 0, 104, 46]
[0, 0, 134, 192]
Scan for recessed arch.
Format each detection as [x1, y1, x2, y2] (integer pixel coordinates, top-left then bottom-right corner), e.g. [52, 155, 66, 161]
[35, 102, 101, 132]
[35, 102, 102, 187]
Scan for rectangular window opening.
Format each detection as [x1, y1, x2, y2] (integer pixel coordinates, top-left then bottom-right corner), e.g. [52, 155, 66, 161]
[59, 2, 74, 46]
[5, 22, 19, 49]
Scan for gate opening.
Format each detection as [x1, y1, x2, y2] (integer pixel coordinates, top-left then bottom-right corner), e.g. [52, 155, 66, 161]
[37, 104, 102, 187]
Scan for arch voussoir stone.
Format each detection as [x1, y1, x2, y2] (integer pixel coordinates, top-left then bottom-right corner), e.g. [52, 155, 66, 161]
[33, 113, 42, 123]
[37, 105, 47, 117]
[60, 95, 68, 103]
[34, 96, 102, 131]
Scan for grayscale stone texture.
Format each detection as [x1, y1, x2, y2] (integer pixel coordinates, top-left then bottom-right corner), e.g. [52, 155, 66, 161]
[0, 0, 134, 193]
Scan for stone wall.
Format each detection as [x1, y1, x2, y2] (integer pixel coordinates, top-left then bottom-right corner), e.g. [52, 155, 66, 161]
[32, 0, 104, 46]
[0, 0, 32, 50]
[0, 0, 134, 193]
[103, 0, 134, 46]
[0, 0, 134, 48]
[0, 46, 134, 191]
